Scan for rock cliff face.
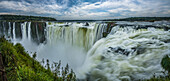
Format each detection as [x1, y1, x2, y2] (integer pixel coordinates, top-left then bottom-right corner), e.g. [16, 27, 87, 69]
[0, 21, 47, 44]
[30, 22, 46, 44]
[1, 21, 169, 50]
[102, 22, 116, 37]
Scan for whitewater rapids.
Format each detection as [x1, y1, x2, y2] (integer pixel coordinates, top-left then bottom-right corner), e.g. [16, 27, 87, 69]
[0, 21, 170, 81]
[78, 24, 170, 81]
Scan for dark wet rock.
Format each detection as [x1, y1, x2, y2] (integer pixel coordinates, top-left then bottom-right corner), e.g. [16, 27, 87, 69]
[0, 22, 9, 37]
[104, 22, 116, 36]
[136, 47, 145, 55]
[108, 47, 132, 56]
[4, 22, 9, 36]
[15, 22, 22, 39]
[163, 26, 170, 31]
[65, 25, 69, 27]
[103, 32, 109, 37]
[84, 22, 89, 26]
[101, 56, 105, 60]
[31, 22, 46, 44]
[0, 21, 3, 36]
[131, 46, 146, 55]
[108, 46, 145, 56]
[107, 50, 111, 53]
[162, 39, 170, 43]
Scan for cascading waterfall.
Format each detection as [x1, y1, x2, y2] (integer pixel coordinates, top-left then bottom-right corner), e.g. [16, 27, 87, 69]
[0, 21, 108, 70]
[21, 22, 27, 40]
[8, 22, 11, 37]
[13, 22, 16, 40]
[36, 22, 109, 71]
[46, 22, 107, 51]
[28, 22, 31, 41]
[0, 21, 108, 55]
[0, 21, 170, 81]
[78, 24, 170, 81]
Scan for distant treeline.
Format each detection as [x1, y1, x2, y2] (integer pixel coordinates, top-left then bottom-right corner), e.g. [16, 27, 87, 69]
[103, 17, 170, 22]
[0, 15, 57, 21]
[58, 17, 170, 22]
[0, 15, 170, 22]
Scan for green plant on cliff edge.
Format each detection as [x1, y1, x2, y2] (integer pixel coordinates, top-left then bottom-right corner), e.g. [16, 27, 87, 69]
[0, 37, 76, 81]
[161, 55, 170, 74]
[142, 55, 170, 81]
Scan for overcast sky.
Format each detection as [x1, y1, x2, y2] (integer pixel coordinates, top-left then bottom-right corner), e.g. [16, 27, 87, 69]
[0, 0, 170, 20]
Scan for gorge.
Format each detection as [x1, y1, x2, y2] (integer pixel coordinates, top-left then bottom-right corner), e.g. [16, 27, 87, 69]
[0, 20, 170, 81]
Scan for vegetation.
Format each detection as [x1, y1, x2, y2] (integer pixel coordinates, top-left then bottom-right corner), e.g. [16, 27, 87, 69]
[0, 37, 76, 81]
[57, 17, 170, 22]
[1, 15, 169, 22]
[161, 55, 170, 74]
[144, 55, 170, 81]
[0, 15, 57, 22]
[103, 17, 170, 22]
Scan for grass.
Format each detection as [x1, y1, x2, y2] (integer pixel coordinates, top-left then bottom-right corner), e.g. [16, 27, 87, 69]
[0, 37, 76, 81]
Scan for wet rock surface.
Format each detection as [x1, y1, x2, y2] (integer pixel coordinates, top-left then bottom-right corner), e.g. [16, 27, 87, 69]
[0, 21, 47, 44]
[106, 46, 146, 56]
[107, 47, 133, 56]
[15, 22, 22, 39]
[84, 22, 89, 26]
[30, 22, 46, 44]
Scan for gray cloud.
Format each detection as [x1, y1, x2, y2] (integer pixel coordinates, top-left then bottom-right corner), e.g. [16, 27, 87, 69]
[0, 0, 170, 20]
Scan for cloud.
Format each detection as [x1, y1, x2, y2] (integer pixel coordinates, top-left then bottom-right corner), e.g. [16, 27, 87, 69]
[0, 12, 15, 15]
[0, 1, 62, 15]
[0, 0, 170, 20]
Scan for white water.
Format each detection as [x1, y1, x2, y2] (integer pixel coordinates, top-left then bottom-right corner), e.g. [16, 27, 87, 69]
[78, 25, 170, 81]
[1, 21, 107, 73]
[12, 22, 16, 41]
[37, 22, 107, 72]
[1, 21, 170, 81]
[47, 22, 107, 51]
[8, 22, 11, 37]
[28, 22, 31, 41]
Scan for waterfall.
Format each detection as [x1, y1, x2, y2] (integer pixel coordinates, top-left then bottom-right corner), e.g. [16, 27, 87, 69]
[46, 22, 108, 51]
[8, 22, 11, 37]
[0, 21, 169, 81]
[79, 24, 170, 81]
[3, 22, 6, 37]
[0, 21, 109, 51]
[21, 22, 27, 40]
[28, 22, 31, 41]
[13, 22, 16, 40]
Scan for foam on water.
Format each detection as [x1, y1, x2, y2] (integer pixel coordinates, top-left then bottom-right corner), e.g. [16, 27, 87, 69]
[78, 25, 170, 81]
[1, 21, 170, 81]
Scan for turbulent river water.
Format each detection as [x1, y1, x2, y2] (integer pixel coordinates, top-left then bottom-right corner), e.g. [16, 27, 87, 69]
[0, 21, 170, 81]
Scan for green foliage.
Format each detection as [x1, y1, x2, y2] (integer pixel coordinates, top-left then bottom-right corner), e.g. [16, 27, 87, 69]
[0, 37, 76, 81]
[48, 22, 52, 25]
[0, 15, 57, 21]
[103, 17, 170, 21]
[143, 55, 170, 81]
[15, 43, 26, 55]
[161, 55, 170, 73]
[32, 52, 37, 59]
